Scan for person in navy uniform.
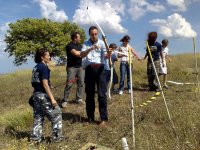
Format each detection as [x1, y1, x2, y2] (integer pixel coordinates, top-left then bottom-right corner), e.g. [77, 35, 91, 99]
[30, 48, 63, 143]
[143, 32, 164, 91]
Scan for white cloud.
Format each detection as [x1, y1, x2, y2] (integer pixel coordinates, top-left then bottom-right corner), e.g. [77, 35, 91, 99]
[0, 22, 9, 55]
[166, 0, 200, 11]
[128, 0, 165, 20]
[166, 0, 186, 11]
[35, 0, 68, 22]
[100, 0, 126, 15]
[150, 13, 197, 38]
[73, 0, 127, 34]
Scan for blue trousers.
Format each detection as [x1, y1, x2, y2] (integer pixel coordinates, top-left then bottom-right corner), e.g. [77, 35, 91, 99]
[119, 61, 131, 91]
[85, 65, 108, 121]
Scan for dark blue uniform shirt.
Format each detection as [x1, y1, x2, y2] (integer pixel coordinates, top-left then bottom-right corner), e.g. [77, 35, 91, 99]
[146, 41, 162, 61]
[31, 62, 50, 93]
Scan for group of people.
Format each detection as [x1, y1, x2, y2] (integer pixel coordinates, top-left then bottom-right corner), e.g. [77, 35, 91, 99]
[29, 26, 170, 143]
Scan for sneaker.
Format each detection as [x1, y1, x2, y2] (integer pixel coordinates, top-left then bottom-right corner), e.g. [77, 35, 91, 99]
[75, 99, 85, 105]
[61, 102, 67, 108]
[51, 136, 64, 143]
[119, 90, 123, 95]
[128, 89, 132, 94]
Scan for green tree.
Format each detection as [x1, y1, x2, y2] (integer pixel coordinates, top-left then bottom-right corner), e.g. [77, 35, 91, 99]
[4, 18, 86, 66]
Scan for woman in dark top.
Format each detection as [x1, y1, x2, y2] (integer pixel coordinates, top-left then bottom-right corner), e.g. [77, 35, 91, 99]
[143, 32, 164, 91]
[30, 48, 63, 143]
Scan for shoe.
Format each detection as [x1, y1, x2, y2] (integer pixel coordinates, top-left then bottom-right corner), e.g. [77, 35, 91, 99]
[51, 136, 64, 143]
[98, 121, 107, 128]
[75, 99, 85, 105]
[30, 136, 45, 143]
[119, 90, 123, 95]
[83, 118, 95, 126]
[148, 87, 160, 92]
[61, 102, 67, 108]
[128, 89, 132, 94]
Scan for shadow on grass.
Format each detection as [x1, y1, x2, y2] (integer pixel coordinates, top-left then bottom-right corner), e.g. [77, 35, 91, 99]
[4, 126, 30, 139]
[62, 112, 87, 123]
[4, 126, 59, 143]
[133, 83, 149, 91]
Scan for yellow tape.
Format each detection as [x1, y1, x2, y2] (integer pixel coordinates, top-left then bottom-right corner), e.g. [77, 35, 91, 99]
[155, 92, 160, 96]
[193, 88, 200, 93]
[150, 97, 156, 100]
[136, 91, 161, 108]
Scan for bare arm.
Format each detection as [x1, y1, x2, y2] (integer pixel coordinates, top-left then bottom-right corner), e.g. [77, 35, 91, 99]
[160, 51, 164, 63]
[160, 51, 165, 67]
[70, 49, 81, 58]
[143, 52, 148, 61]
[166, 54, 171, 62]
[131, 47, 140, 60]
[42, 79, 57, 107]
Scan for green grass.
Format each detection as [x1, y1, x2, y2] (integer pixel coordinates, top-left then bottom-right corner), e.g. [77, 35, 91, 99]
[0, 53, 200, 149]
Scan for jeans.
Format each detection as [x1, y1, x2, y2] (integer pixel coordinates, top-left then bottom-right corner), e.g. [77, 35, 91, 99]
[63, 67, 84, 102]
[119, 61, 131, 91]
[105, 69, 111, 85]
[105, 68, 118, 85]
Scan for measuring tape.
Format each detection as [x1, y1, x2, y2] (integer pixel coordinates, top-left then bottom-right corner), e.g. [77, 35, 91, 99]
[136, 92, 161, 108]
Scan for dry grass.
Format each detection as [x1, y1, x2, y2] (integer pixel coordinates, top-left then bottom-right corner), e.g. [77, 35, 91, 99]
[0, 54, 200, 149]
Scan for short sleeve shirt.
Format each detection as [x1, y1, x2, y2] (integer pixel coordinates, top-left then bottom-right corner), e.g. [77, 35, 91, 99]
[31, 62, 50, 93]
[146, 41, 162, 61]
[66, 42, 82, 67]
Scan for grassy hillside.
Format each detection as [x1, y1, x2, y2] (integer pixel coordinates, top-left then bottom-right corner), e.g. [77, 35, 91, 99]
[0, 54, 200, 150]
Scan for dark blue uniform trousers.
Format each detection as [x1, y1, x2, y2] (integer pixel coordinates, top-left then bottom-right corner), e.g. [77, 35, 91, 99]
[85, 64, 108, 121]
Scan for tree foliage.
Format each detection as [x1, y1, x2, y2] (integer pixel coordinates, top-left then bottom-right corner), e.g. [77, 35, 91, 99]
[4, 18, 86, 66]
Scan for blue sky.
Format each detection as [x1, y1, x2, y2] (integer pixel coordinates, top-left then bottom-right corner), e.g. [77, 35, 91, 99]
[0, 0, 200, 74]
